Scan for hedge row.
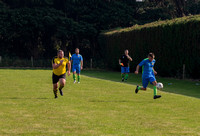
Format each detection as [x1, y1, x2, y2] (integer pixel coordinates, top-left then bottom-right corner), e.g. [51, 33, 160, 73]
[99, 15, 200, 79]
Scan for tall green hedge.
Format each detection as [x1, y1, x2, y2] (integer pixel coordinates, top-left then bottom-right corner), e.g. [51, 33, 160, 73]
[99, 15, 200, 79]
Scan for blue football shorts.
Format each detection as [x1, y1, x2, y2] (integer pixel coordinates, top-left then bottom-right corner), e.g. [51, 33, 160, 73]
[72, 65, 81, 74]
[142, 75, 156, 88]
[121, 67, 130, 73]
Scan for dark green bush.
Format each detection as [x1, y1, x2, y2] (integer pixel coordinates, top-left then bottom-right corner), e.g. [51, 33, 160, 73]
[99, 15, 200, 79]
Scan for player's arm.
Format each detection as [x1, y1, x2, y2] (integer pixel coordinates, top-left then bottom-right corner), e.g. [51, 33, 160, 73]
[135, 65, 140, 74]
[135, 60, 144, 74]
[127, 55, 133, 61]
[52, 60, 64, 69]
[70, 56, 73, 65]
[153, 68, 157, 75]
[119, 59, 124, 66]
[80, 61, 83, 70]
[67, 61, 71, 76]
[119, 59, 121, 65]
[80, 56, 83, 70]
[70, 57, 73, 64]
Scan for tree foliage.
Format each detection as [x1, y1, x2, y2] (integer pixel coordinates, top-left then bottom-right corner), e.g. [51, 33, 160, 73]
[0, 0, 200, 60]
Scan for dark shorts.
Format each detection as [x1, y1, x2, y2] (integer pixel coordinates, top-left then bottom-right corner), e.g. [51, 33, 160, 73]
[52, 73, 66, 84]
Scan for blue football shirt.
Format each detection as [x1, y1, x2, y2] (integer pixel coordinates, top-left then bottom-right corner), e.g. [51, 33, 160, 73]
[139, 58, 155, 77]
[71, 54, 83, 66]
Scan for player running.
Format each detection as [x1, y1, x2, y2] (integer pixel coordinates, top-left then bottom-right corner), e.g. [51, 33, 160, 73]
[52, 50, 71, 98]
[119, 49, 132, 82]
[71, 48, 83, 83]
[134, 53, 161, 99]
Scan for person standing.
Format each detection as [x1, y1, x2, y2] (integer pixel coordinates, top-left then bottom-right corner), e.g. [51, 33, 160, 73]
[134, 52, 161, 99]
[52, 50, 71, 98]
[71, 48, 83, 83]
[119, 49, 132, 82]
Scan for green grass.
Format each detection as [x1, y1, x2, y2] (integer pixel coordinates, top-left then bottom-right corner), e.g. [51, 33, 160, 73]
[82, 70, 200, 99]
[0, 69, 200, 136]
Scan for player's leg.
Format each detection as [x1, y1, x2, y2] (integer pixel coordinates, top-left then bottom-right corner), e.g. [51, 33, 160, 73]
[73, 72, 76, 83]
[76, 67, 81, 83]
[72, 66, 76, 83]
[58, 74, 66, 96]
[124, 67, 130, 81]
[52, 73, 59, 98]
[121, 73, 125, 81]
[121, 67, 125, 82]
[77, 73, 80, 83]
[150, 77, 161, 99]
[152, 81, 158, 96]
[53, 83, 58, 98]
[135, 77, 148, 93]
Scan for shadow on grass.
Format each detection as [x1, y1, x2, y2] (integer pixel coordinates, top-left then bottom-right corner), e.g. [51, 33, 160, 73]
[82, 70, 200, 99]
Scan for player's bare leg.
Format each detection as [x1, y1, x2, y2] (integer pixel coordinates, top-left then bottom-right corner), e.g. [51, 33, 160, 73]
[135, 86, 146, 93]
[53, 83, 58, 98]
[59, 78, 65, 96]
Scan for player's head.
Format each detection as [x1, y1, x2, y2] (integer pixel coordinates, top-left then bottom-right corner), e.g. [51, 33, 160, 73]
[75, 48, 79, 54]
[124, 49, 129, 55]
[57, 50, 64, 59]
[148, 52, 155, 62]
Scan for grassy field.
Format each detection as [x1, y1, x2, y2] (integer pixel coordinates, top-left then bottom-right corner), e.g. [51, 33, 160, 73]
[83, 70, 200, 99]
[0, 69, 200, 136]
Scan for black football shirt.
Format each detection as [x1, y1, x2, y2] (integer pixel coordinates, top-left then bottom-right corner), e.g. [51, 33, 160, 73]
[120, 55, 129, 67]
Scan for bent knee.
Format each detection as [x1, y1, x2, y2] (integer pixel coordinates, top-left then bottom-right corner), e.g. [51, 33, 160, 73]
[60, 81, 66, 86]
[60, 83, 65, 87]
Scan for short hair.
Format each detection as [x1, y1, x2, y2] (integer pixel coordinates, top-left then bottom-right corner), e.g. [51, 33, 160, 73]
[75, 48, 79, 51]
[148, 52, 155, 58]
[57, 50, 63, 54]
[124, 49, 128, 52]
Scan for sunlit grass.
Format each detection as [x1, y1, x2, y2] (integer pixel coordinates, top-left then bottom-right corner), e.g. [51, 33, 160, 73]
[0, 69, 199, 136]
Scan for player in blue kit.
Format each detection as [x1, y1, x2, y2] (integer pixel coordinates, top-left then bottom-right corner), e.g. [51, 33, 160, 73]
[71, 48, 83, 83]
[134, 53, 161, 99]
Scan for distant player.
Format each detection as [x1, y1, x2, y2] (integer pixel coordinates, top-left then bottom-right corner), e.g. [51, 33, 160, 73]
[71, 48, 83, 83]
[134, 53, 161, 99]
[119, 49, 132, 82]
[52, 50, 71, 98]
